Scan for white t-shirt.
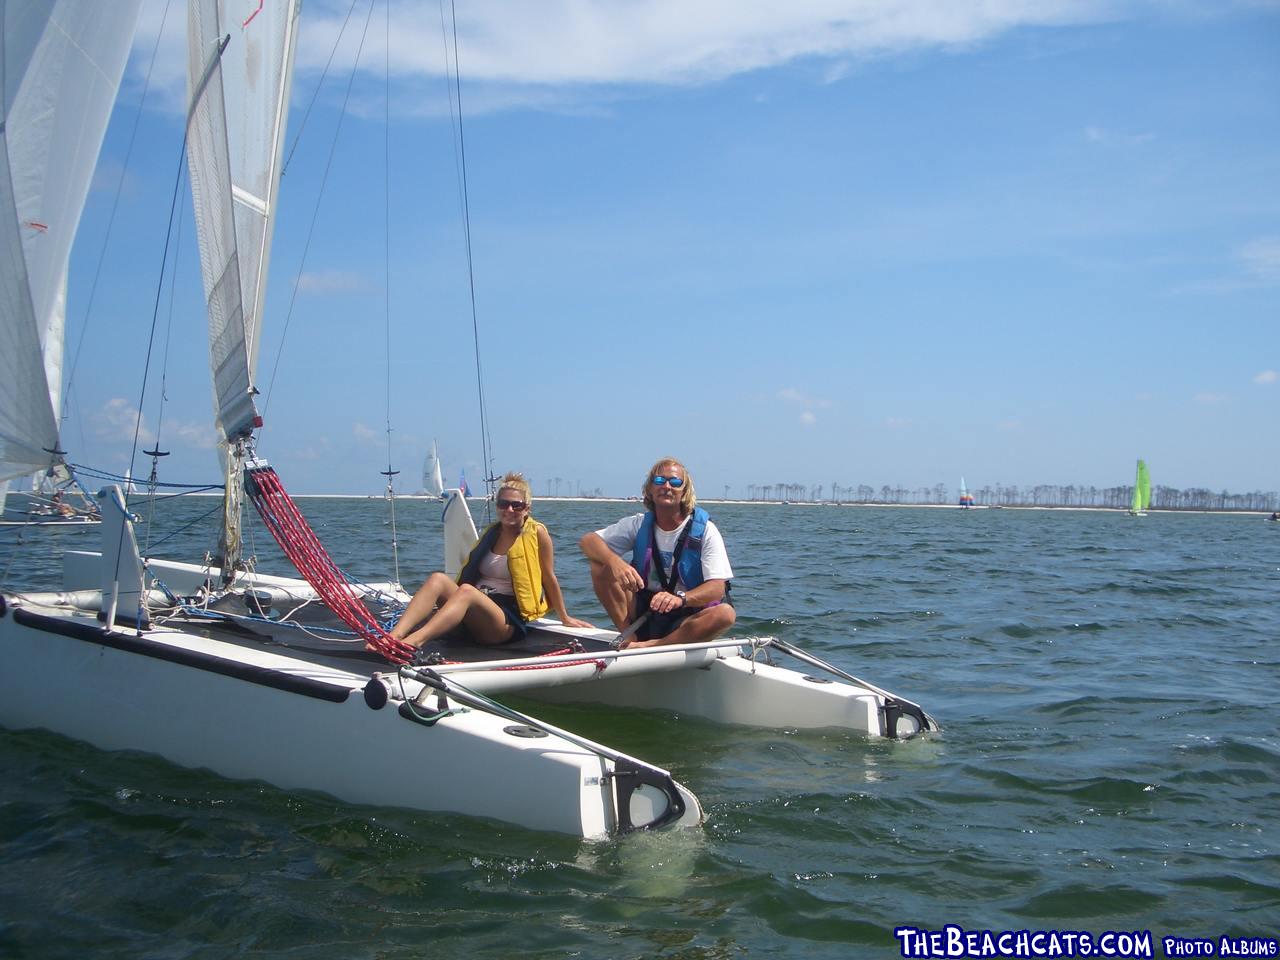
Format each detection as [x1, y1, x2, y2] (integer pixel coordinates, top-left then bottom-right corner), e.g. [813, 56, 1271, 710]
[474, 551, 512, 595]
[594, 512, 733, 591]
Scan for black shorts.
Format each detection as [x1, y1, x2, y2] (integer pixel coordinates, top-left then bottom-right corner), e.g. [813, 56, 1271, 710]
[478, 590, 527, 643]
[634, 588, 730, 641]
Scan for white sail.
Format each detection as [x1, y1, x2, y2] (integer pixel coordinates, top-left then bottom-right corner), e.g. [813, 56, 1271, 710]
[185, 0, 300, 443]
[423, 439, 445, 497]
[0, 1, 142, 485]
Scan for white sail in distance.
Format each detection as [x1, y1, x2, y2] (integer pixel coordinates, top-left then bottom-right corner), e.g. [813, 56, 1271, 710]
[185, 0, 300, 443]
[423, 440, 445, 497]
[0, 1, 143, 484]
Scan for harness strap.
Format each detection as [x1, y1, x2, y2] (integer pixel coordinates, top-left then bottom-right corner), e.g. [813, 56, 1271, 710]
[648, 515, 692, 594]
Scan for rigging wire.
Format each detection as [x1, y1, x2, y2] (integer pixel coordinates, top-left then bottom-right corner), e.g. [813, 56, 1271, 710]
[261, 0, 378, 426]
[280, 0, 363, 177]
[61, 0, 178, 457]
[99, 102, 198, 626]
[141, 160, 186, 558]
[443, 0, 496, 524]
[381, 0, 402, 587]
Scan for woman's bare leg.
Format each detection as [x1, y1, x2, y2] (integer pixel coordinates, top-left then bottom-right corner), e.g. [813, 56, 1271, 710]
[401, 584, 513, 648]
[391, 572, 457, 642]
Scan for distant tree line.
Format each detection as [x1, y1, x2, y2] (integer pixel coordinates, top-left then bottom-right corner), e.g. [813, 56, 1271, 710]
[743, 482, 1279, 512]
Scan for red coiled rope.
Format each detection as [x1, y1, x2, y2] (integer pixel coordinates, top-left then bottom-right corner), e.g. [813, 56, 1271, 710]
[244, 464, 415, 664]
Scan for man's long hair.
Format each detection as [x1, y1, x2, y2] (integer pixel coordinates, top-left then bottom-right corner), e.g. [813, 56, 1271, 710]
[641, 457, 696, 515]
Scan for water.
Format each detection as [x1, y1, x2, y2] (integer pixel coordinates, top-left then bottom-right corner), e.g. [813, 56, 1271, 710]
[2, 499, 1278, 958]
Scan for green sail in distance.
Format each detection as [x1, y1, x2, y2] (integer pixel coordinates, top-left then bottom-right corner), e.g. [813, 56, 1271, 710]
[1131, 459, 1151, 513]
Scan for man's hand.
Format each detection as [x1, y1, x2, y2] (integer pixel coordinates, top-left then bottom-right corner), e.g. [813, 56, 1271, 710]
[647, 590, 684, 614]
[608, 556, 644, 593]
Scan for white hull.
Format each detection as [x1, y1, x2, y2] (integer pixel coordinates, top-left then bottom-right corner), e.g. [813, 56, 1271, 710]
[0, 515, 101, 528]
[0, 593, 698, 838]
[0, 540, 933, 838]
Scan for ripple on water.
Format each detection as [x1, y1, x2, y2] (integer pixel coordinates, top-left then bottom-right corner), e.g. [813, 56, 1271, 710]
[1007, 882, 1166, 920]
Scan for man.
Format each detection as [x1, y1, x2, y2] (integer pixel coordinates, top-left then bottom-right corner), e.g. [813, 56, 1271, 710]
[580, 456, 735, 648]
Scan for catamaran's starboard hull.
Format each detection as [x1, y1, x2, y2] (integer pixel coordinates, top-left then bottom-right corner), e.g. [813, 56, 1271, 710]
[0, 600, 698, 839]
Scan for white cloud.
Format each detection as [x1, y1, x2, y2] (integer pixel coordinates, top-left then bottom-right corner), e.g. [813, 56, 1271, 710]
[1083, 125, 1154, 146]
[1193, 391, 1229, 405]
[132, 0, 1126, 114]
[286, 437, 334, 462]
[167, 420, 217, 450]
[89, 399, 216, 450]
[886, 416, 913, 429]
[297, 270, 365, 294]
[92, 398, 153, 445]
[1237, 238, 1280, 284]
[777, 387, 832, 408]
[778, 386, 832, 426]
[353, 422, 380, 446]
[1254, 370, 1278, 385]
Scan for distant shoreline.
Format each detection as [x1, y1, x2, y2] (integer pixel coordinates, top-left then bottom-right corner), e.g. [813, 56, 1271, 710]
[7, 491, 1271, 517]
[321, 495, 1276, 516]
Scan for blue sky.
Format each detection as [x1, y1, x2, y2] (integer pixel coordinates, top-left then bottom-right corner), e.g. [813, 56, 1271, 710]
[61, 0, 1279, 498]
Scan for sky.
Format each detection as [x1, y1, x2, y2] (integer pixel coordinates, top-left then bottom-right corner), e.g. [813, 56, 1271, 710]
[58, 0, 1279, 498]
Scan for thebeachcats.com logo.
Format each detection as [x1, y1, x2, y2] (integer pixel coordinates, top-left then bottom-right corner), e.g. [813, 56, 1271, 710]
[893, 925, 1279, 959]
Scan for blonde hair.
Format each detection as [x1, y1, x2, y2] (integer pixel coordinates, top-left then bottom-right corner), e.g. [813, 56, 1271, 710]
[498, 471, 532, 508]
[641, 457, 696, 515]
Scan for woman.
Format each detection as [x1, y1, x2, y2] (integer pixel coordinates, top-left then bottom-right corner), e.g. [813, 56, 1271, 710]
[390, 472, 591, 651]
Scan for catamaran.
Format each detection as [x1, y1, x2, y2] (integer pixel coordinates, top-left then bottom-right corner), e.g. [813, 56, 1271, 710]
[0, 0, 937, 839]
[1128, 459, 1151, 517]
[422, 440, 445, 498]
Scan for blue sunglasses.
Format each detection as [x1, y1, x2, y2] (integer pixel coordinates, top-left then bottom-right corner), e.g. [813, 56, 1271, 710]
[652, 475, 685, 488]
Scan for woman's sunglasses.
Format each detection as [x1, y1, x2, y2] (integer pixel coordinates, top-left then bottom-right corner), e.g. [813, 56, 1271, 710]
[651, 476, 685, 488]
[496, 499, 527, 511]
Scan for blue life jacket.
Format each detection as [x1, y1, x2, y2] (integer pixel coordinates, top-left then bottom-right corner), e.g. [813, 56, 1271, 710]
[632, 507, 709, 591]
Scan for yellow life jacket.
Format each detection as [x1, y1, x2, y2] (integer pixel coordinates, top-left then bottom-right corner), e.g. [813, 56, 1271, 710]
[458, 517, 549, 621]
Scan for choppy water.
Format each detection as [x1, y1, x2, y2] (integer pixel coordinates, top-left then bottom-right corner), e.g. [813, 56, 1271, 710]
[2, 498, 1278, 958]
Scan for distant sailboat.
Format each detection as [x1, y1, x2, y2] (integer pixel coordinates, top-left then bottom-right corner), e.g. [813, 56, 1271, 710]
[958, 476, 974, 508]
[422, 439, 444, 498]
[1128, 459, 1151, 517]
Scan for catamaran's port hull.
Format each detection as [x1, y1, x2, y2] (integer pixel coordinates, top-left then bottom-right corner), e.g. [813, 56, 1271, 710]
[0, 601, 698, 838]
[512, 655, 886, 733]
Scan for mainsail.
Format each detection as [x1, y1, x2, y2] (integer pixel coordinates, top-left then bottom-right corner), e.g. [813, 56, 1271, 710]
[0, 1, 142, 486]
[185, 0, 300, 574]
[423, 440, 444, 497]
[1130, 459, 1151, 514]
[185, 0, 300, 444]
